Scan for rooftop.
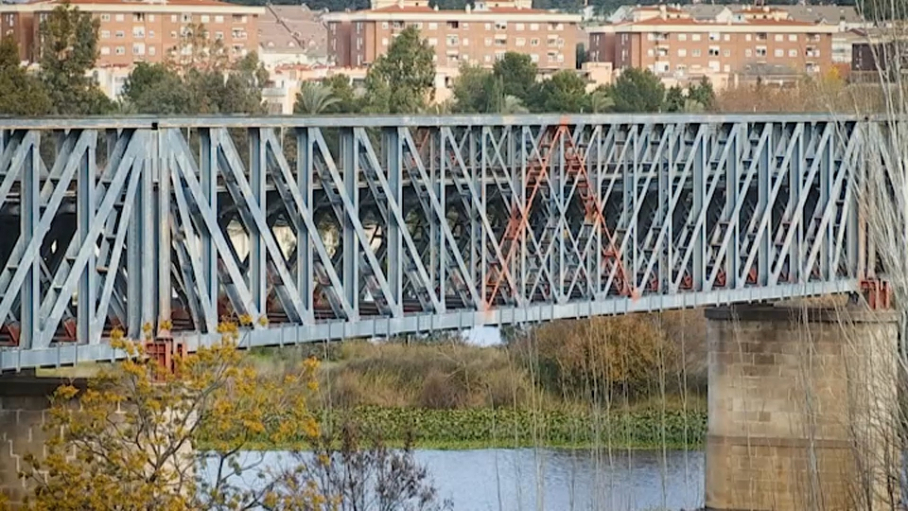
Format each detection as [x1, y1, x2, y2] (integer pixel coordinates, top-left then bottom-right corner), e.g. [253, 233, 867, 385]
[258, 4, 327, 58]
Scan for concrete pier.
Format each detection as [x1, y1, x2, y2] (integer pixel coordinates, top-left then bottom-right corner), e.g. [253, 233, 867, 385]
[705, 306, 900, 511]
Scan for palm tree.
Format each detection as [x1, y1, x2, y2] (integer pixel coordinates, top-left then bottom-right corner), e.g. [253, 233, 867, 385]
[589, 88, 614, 113]
[294, 82, 339, 115]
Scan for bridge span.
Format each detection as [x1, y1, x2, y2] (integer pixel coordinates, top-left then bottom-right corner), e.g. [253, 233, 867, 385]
[0, 114, 896, 370]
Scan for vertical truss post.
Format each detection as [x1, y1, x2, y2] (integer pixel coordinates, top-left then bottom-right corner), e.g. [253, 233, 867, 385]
[200, 129, 219, 329]
[127, 130, 143, 337]
[296, 128, 313, 318]
[20, 135, 40, 349]
[248, 128, 267, 318]
[757, 124, 771, 286]
[692, 124, 706, 289]
[77, 132, 97, 344]
[725, 123, 741, 289]
[140, 128, 155, 335]
[819, 125, 832, 280]
[383, 128, 403, 312]
[340, 128, 359, 316]
[157, 128, 172, 335]
[434, 129, 446, 310]
[790, 125, 804, 283]
[847, 125, 861, 277]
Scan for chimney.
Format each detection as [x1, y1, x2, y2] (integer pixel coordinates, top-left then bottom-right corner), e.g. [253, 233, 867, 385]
[466, 3, 471, 12]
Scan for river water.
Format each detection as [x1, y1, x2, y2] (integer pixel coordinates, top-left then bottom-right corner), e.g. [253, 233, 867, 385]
[202, 449, 704, 511]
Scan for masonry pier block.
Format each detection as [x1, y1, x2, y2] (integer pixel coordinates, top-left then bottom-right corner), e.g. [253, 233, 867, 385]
[705, 306, 899, 511]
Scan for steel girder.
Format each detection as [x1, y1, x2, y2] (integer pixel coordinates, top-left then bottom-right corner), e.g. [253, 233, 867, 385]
[0, 115, 881, 370]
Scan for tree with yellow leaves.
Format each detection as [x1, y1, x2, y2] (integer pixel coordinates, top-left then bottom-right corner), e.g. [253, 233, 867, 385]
[19, 323, 320, 511]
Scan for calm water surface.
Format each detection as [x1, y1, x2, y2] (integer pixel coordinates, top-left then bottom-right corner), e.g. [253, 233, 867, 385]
[203, 449, 704, 511]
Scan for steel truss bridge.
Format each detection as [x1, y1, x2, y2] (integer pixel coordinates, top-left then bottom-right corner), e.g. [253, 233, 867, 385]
[0, 114, 896, 370]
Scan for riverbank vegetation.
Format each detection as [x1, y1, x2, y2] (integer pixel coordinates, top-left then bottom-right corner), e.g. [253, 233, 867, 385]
[247, 310, 709, 451]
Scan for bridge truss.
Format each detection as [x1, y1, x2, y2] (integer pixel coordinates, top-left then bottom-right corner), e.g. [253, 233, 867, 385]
[0, 114, 891, 370]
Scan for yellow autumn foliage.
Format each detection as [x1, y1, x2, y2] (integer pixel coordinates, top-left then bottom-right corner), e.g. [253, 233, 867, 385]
[19, 324, 320, 511]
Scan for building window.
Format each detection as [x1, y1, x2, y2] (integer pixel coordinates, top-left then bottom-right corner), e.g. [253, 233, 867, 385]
[115, 46, 125, 55]
[382, 37, 388, 46]
[133, 13, 144, 21]
[530, 53, 539, 63]
[745, 48, 752, 57]
[382, 22, 388, 29]
[484, 23, 491, 30]
[774, 48, 783, 57]
[232, 15, 246, 23]
[133, 27, 144, 38]
[756, 32, 767, 41]
[392, 21, 402, 29]
[101, 30, 110, 39]
[692, 34, 701, 41]
[428, 22, 437, 29]
[484, 37, 491, 46]
[775, 34, 784, 41]
[678, 33, 687, 41]
[215, 31, 224, 40]
[133, 43, 145, 55]
[530, 38, 539, 46]
[462, 37, 469, 46]
[647, 48, 653, 57]
[149, 14, 155, 22]
[724, 34, 730, 41]
[708, 46, 719, 56]
[495, 21, 507, 30]
[428, 37, 437, 46]
[447, 34, 458, 45]
[789, 34, 797, 41]
[723, 49, 730, 57]
[171, 15, 177, 22]
[232, 29, 247, 39]
[530, 23, 538, 30]
[484, 55, 491, 62]
[463, 22, 469, 29]
[495, 51, 505, 61]
[201, 15, 210, 23]
[677, 48, 686, 57]
[516, 37, 526, 46]
[100, 46, 110, 55]
[692, 49, 701, 57]
[516, 23, 524, 31]
[115, 30, 125, 38]
[149, 46, 156, 56]
[745, 34, 751, 41]
[494, 34, 506, 46]
[447, 21, 459, 29]
[100, 14, 110, 21]
[182, 14, 192, 23]
[115, 14, 124, 22]
[148, 30, 155, 38]
[806, 46, 820, 57]
[789, 49, 797, 57]
[708, 32, 719, 41]
[756, 46, 767, 57]
[807, 62, 819, 73]
[215, 15, 224, 23]
[547, 34, 558, 46]
[171, 31, 177, 38]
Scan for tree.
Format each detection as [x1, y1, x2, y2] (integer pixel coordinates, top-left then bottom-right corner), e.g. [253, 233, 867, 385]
[610, 67, 665, 113]
[321, 74, 359, 114]
[492, 52, 537, 101]
[38, 1, 112, 115]
[365, 26, 434, 114]
[22, 326, 321, 511]
[0, 37, 52, 116]
[665, 84, 686, 112]
[215, 52, 268, 114]
[120, 63, 195, 114]
[451, 64, 502, 114]
[167, 22, 227, 74]
[588, 86, 613, 113]
[686, 76, 715, 111]
[294, 81, 340, 115]
[526, 70, 589, 113]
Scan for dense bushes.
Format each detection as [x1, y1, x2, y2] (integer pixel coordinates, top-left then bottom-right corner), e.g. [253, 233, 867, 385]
[321, 407, 707, 449]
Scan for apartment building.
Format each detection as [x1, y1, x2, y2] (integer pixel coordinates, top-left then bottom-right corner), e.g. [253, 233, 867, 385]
[323, 0, 582, 72]
[588, 5, 837, 83]
[1, 4, 37, 62]
[0, 0, 264, 67]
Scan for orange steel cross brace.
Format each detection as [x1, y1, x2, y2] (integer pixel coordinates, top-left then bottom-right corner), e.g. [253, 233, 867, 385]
[486, 125, 635, 305]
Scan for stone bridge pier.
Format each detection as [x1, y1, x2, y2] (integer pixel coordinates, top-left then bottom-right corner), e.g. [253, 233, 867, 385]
[705, 305, 900, 511]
